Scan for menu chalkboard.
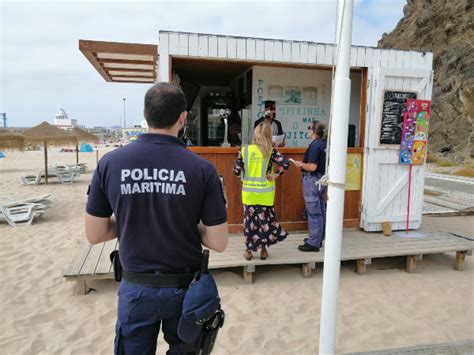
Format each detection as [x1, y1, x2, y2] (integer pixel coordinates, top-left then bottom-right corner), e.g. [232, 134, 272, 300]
[380, 91, 417, 144]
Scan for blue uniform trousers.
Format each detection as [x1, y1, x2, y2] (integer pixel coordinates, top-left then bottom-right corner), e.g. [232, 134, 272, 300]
[302, 174, 327, 247]
[115, 279, 187, 355]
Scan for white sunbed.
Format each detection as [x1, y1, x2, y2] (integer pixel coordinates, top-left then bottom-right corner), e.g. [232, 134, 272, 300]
[0, 194, 53, 227]
[52, 162, 87, 174]
[20, 168, 79, 185]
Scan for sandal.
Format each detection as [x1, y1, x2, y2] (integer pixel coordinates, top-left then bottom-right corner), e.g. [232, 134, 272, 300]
[260, 248, 268, 260]
[243, 250, 252, 260]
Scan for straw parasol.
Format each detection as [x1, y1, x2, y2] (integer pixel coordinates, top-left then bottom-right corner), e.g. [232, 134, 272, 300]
[23, 122, 78, 184]
[70, 127, 99, 163]
[0, 128, 25, 151]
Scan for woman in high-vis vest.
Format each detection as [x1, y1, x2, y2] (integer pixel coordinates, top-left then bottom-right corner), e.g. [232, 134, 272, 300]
[233, 122, 290, 260]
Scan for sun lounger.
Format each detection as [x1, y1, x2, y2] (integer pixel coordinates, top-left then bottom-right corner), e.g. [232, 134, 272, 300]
[20, 168, 79, 185]
[52, 162, 87, 174]
[20, 171, 44, 185]
[0, 194, 53, 227]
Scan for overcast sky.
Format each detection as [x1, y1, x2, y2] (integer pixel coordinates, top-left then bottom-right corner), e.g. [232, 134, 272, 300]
[0, 0, 406, 128]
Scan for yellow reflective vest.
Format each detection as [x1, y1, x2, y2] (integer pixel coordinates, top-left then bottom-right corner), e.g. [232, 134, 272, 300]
[241, 145, 275, 206]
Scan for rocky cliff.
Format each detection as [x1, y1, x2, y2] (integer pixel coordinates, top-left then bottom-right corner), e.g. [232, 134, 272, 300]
[378, 0, 473, 160]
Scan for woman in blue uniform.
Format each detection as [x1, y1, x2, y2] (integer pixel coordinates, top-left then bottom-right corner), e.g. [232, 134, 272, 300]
[292, 121, 327, 252]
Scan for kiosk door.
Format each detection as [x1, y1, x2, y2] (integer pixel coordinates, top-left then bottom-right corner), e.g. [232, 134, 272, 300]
[361, 67, 433, 232]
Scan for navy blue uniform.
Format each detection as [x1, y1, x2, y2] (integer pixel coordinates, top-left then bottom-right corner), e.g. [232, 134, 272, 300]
[302, 139, 326, 176]
[86, 133, 227, 354]
[302, 139, 327, 248]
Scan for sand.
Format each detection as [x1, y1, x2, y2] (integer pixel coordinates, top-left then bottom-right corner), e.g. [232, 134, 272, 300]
[0, 148, 473, 355]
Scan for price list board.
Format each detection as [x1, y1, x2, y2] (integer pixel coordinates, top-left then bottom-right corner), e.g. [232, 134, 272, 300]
[380, 91, 417, 145]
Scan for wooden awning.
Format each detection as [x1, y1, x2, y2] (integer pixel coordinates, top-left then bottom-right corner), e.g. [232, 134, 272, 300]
[79, 40, 158, 84]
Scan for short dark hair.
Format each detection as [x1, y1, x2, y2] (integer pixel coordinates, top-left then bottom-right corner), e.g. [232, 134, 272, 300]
[264, 100, 276, 109]
[144, 82, 186, 128]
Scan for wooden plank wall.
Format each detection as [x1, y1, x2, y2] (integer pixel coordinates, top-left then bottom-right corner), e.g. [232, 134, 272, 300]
[158, 31, 433, 80]
[189, 147, 363, 231]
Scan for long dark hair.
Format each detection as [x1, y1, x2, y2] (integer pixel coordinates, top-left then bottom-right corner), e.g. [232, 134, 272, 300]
[309, 121, 327, 139]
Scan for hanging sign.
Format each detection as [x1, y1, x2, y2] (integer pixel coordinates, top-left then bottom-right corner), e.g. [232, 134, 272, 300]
[380, 91, 417, 145]
[399, 99, 432, 165]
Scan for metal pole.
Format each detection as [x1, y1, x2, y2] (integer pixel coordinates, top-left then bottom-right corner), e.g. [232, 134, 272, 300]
[122, 98, 127, 128]
[319, 0, 354, 354]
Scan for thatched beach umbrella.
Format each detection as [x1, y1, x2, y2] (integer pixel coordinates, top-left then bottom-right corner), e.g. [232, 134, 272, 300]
[0, 128, 25, 151]
[23, 122, 78, 184]
[70, 127, 99, 163]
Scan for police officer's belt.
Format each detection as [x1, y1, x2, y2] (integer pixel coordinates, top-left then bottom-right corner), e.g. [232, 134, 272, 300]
[122, 270, 194, 288]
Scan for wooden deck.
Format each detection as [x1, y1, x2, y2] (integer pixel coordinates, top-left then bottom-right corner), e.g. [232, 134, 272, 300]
[64, 231, 473, 294]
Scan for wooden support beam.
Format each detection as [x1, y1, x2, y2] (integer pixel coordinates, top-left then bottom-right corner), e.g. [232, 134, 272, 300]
[100, 58, 156, 65]
[77, 279, 87, 295]
[454, 251, 467, 271]
[108, 74, 155, 79]
[302, 262, 315, 277]
[243, 265, 255, 284]
[406, 255, 417, 273]
[104, 68, 156, 73]
[79, 39, 157, 56]
[356, 259, 366, 274]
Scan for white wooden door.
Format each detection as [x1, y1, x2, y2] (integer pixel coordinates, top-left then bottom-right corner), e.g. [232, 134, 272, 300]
[361, 68, 433, 232]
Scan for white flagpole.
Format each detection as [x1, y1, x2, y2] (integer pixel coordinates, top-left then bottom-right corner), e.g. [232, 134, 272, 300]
[319, 0, 354, 354]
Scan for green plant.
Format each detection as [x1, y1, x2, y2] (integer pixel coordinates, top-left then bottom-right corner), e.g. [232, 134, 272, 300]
[453, 167, 474, 177]
[426, 153, 438, 163]
[436, 160, 457, 167]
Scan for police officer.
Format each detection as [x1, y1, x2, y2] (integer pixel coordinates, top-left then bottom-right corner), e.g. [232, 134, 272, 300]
[292, 121, 327, 252]
[85, 82, 229, 354]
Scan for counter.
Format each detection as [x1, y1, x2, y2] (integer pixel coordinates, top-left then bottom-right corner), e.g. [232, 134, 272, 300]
[189, 147, 363, 232]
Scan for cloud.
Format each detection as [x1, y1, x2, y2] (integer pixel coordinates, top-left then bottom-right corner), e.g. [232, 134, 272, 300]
[1, 0, 406, 127]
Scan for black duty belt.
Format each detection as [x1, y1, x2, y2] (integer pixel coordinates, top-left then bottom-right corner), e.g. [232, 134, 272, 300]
[123, 270, 194, 288]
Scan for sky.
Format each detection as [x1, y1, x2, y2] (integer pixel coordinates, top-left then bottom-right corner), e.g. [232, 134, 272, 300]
[0, 0, 406, 128]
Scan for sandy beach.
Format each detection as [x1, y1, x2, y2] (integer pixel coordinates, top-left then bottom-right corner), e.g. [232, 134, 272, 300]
[0, 148, 473, 355]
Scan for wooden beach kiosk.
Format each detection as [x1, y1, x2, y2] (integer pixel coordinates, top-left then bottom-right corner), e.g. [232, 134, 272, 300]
[79, 32, 435, 232]
[66, 32, 472, 293]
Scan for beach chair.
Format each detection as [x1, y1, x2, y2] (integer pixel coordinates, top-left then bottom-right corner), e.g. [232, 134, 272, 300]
[0, 194, 53, 227]
[20, 170, 47, 185]
[0, 203, 42, 226]
[55, 171, 78, 184]
[20, 168, 78, 185]
[51, 162, 84, 174]
[74, 163, 87, 174]
[51, 162, 84, 180]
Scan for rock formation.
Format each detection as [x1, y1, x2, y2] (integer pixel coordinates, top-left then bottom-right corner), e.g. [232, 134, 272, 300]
[378, 0, 473, 160]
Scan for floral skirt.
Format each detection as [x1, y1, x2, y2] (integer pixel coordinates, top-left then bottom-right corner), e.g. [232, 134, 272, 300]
[243, 205, 288, 252]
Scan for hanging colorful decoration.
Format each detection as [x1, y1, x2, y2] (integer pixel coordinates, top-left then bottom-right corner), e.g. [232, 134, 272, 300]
[399, 99, 432, 165]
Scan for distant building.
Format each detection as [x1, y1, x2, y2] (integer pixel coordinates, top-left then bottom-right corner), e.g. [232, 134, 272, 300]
[88, 126, 122, 144]
[54, 108, 78, 130]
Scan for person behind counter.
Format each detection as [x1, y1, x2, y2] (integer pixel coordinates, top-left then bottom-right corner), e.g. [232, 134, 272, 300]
[234, 122, 290, 260]
[291, 121, 327, 252]
[254, 100, 285, 147]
